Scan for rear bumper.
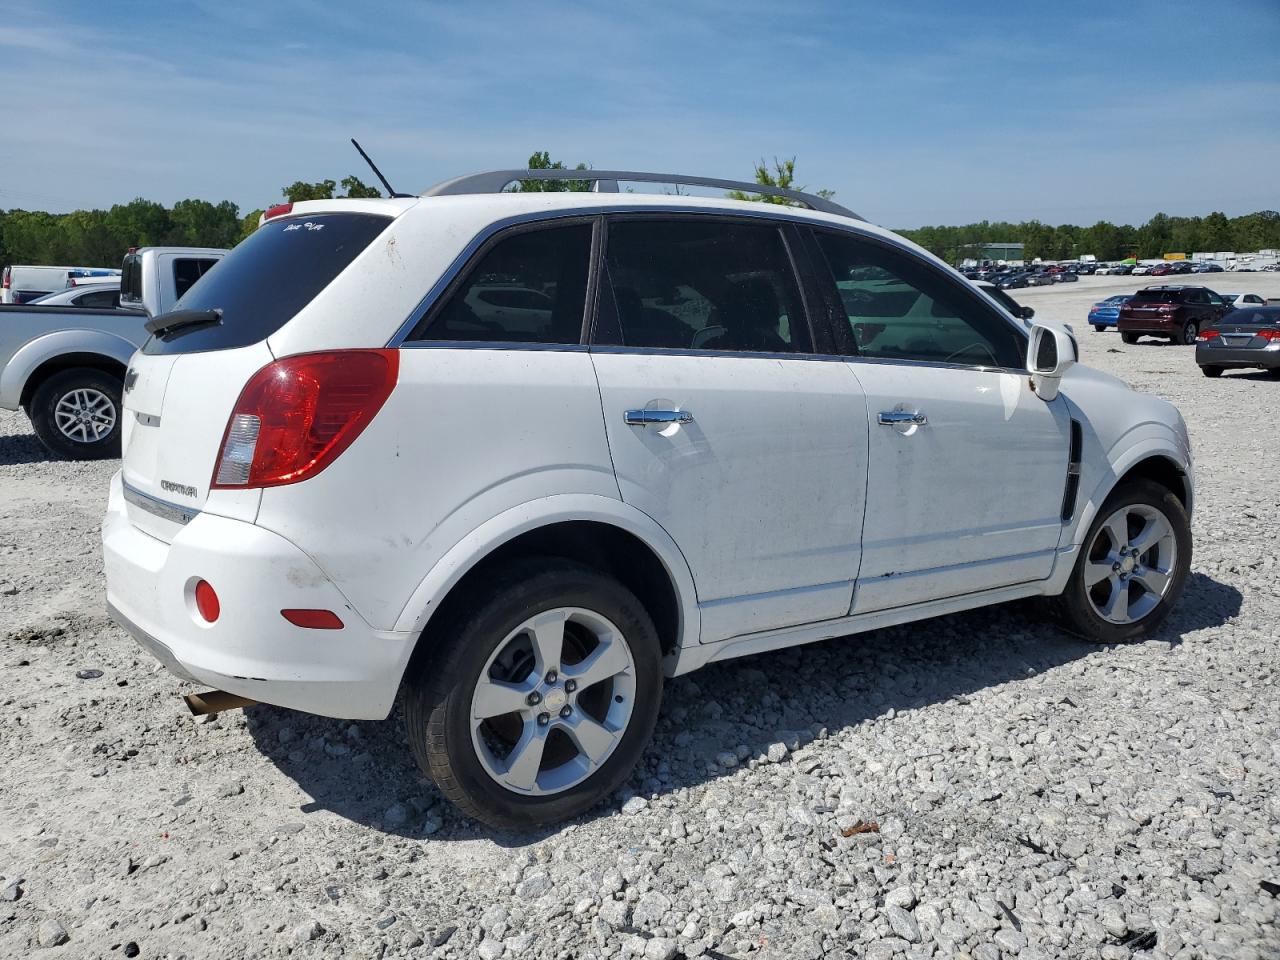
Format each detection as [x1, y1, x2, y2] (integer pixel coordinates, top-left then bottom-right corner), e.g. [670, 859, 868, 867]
[1195, 344, 1280, 368]
[102, 472, 415, 720]
[1117, 317, 1176, 333]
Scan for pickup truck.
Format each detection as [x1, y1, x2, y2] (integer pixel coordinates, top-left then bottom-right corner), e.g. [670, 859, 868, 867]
[0, 246, 227, 458]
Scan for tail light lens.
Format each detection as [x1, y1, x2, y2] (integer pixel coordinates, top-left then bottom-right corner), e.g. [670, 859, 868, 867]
[194, 580, 220, 622]
[1257, 328, 1280, 341]
[212, 350, 398, 489]
[1195, 329, 1220, 342]
[263, 202, 294, 220]
[281, 609, 345, 629]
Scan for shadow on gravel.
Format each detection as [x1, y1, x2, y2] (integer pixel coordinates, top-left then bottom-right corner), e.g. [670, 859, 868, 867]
[244, 572, 1241, 844]
[0, 431, 55, 467]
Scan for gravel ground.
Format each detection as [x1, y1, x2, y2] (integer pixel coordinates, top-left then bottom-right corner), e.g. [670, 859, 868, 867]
[2, 274, 1278, 960]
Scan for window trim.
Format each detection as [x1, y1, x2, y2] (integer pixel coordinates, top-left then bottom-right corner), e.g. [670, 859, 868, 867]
[803, 224, 1031, 373]
[399, 214, 600, 346]
[588, 212, 821, 357]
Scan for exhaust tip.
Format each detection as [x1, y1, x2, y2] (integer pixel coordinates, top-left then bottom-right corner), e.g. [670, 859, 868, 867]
[184, 689, 258, 716]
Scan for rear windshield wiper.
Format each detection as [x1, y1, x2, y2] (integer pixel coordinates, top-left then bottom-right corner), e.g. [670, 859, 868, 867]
[145, 308, 223, 340]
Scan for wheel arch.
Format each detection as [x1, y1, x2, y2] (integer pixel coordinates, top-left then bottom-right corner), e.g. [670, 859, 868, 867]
[392, 496, 700, 685]
[2, 330, 137, 411]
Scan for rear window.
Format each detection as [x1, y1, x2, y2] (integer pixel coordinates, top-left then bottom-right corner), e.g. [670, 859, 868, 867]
[143, 212, 391, 355]
[1225, 308, 1280, 325]
[1132, 289, 1183, 304]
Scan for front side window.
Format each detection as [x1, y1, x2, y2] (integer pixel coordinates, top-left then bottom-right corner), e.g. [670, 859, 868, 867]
[597, 219, 810, 353]
[412, 223, 591, 344]
[814, 231, 1024, 368]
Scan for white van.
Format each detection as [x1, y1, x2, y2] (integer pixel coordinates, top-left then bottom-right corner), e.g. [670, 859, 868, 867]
[1, 265, 121, 304]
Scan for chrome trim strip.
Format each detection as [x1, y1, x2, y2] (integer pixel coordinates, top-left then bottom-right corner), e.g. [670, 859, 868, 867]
[107, 601, 197, 682]
[397, 340, 589, 353]
[122, 480, 200, 526]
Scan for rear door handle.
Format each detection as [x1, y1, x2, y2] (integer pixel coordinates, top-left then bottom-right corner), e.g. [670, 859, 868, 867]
[625, 409, 693, 426]
[878, 411, 927, 426]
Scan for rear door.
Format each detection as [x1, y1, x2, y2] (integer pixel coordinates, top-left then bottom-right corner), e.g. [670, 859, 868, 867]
[808, 228, 1071, 613]
[120, 212, 393, 541]
[590, 216, 868, 643]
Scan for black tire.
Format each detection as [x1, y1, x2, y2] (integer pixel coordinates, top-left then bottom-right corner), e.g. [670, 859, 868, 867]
[1047, 479, 1191, 644]
[1091, 325, 1107, 333]
[1200, 365, 1223, 378]
[1121, 331, 1139, 344]
[402, 558, 663, 828]
[1180, 320, 1198, 345]
[28, 367, 123, 460]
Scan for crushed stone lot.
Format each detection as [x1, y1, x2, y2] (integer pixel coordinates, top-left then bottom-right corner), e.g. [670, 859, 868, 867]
[2, 274, 1278, 960]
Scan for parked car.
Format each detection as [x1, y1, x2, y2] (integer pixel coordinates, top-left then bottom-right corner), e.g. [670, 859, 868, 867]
[1088, 295, 1132, 331]
[27, 281, 121, 309]
[1111, 264, 1136, 275]
[996, 272, 1030, 289]
[1026, 272, 1055, 286]
[1, 264, 119, 304]
[1132, 264, 1158, 276]
[1195, 306, 1280, 377]
[0, 247, 228, 458]
[1194, 263, 1225, 273]
[1117, 285, 1230, 344]
[1053, 270, 1078, 283]
[1222, 293, 1266, 309]
[102, 171, 1195, 828]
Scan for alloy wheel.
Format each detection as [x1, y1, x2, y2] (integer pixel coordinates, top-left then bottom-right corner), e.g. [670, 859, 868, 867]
[1083, 503, 1178, 625]
[469, 607, 636, 796]
[53, 388, 117, 443]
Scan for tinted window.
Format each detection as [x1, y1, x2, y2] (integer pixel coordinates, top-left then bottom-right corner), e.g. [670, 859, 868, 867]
[173, 258, 218, 299]
[412, 223, 591, 344]
[76, 289, 120, 308]
[814, 231, 1024, 368]
[1132, 289, 1183, 303]
[598, 219, 809, 353]
[143, 213, 391, 355]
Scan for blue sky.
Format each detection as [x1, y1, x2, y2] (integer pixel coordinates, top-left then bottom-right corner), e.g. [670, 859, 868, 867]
[2, 0, 1277, 228]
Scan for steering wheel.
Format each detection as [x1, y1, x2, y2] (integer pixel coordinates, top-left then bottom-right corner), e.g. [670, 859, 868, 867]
[944, 341, 1000, 365]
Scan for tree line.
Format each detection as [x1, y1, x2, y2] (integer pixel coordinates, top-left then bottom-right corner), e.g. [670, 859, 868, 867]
[3, 154, 1278, 269]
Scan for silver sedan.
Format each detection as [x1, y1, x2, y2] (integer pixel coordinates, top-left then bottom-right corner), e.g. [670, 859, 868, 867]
[1196, 306, 1280, 377]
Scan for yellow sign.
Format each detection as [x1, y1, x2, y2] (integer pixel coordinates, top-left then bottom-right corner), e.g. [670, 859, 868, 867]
[1163, 253, 1187, 260]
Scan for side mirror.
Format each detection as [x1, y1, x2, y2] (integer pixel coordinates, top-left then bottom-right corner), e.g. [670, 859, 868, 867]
[1019, 305, 1035, 320]
[1027, 324, 1075, 401]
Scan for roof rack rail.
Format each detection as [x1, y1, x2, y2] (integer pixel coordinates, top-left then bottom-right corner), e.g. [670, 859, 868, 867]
[421, 169, 862, 220]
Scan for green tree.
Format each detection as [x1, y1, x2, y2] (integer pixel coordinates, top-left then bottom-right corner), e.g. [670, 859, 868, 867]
[516, 151, 590, 192]
[168, 199, 242, 248]
[339, 175, 381, 199]
[727, 157, 835, 206]
[282, 179, 337, 202]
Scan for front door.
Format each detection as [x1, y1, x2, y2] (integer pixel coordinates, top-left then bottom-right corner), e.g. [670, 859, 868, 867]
[808, 228, 1071, 613]
[590, 216, 869, 643]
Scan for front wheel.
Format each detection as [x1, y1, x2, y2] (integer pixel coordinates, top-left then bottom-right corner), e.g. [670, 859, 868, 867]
[402, 559, 663, 828]
[28, 367, 123, 460]
[1048, 479, 1191, 644]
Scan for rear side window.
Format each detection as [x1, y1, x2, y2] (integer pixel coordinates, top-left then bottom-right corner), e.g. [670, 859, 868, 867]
[409, 223, 591, 344]
[76, 289, 120, 308]
[596, 219, 809, 353]
[173, 258, 218, 299]
[143, 213, 391, 355]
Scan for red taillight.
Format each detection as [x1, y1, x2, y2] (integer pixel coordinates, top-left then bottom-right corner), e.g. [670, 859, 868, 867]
[264, 202, 294, 220]
[1195, 329, 1220, 342]
[1257, 328, 1280, 341]
[281, 609, 345, 630]
[194, 580, 220, 623]
[211, 350, 398, 489]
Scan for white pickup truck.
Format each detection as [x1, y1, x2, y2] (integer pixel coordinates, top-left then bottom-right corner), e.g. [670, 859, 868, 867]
[0, 246, 227, 458]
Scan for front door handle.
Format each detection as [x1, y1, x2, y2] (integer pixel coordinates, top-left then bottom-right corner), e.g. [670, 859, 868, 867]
[877, 411, 927, 426]
[625, 409, 693, 426]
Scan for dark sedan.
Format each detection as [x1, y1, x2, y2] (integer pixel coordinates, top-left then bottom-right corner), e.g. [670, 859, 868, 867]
[996, 272, 1029, 289]
[1195, 307, 1280, 377]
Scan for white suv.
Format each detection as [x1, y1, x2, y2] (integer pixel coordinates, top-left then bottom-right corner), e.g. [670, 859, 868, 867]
[103, 170, 1194, 828]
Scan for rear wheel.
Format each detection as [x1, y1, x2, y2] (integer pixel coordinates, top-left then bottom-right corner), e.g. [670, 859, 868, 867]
[28, 367, 123, 460]
[1180, 319, 1199, 345]
[1200, 365, 1223, 378]
[1121, 332, 1139, 344]
[402, 558, 663, 828]
[1048, 479, 1191, 644]
[1091, 324, 1107, 333]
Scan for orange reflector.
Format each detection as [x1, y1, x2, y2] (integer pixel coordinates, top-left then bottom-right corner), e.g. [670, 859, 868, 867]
[281, 609, 344, 630]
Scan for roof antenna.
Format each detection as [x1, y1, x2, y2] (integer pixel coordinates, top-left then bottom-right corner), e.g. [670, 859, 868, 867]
[350, 138, 412, 198]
